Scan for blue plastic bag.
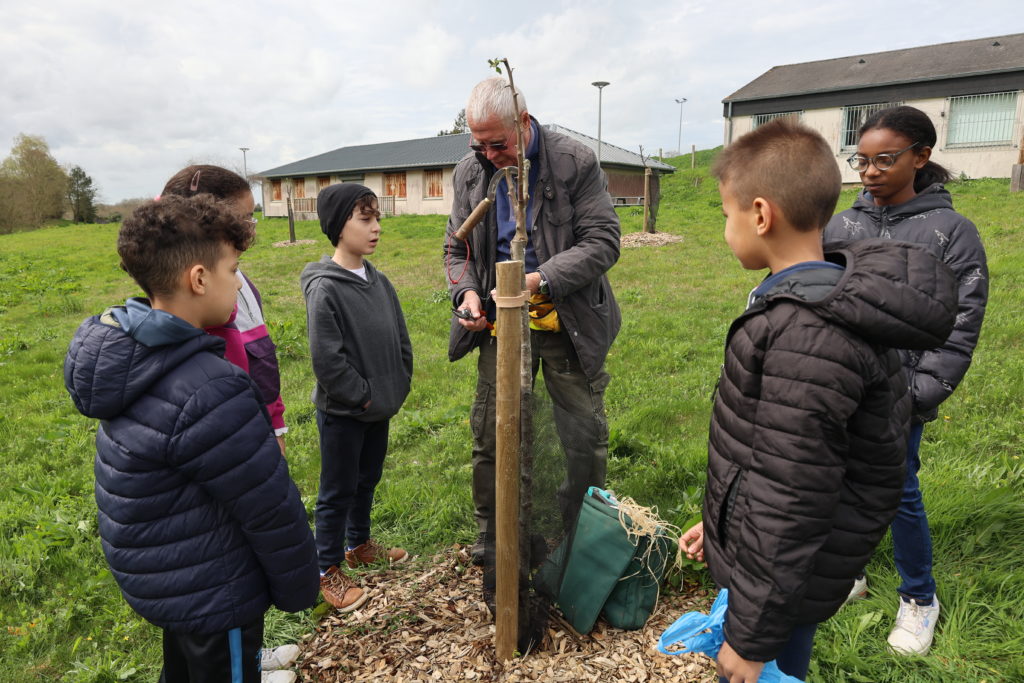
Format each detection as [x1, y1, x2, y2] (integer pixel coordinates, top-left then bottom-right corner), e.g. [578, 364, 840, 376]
[657, 589, 805, 682]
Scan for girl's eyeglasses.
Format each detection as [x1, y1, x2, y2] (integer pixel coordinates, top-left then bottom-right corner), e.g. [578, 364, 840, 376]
[847, 142, 919, 172]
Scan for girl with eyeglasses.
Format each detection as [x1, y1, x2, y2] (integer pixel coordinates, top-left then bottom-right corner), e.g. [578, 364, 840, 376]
[160, 164, 301, 675]
[161, 165, 288, 458]
[824, 105, 988, 657]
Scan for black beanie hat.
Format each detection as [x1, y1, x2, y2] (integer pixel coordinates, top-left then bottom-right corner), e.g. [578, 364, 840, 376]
[317, 183, 376, 245]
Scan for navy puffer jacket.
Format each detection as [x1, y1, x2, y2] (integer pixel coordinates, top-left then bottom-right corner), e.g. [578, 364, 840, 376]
[64, 302, 319, 634]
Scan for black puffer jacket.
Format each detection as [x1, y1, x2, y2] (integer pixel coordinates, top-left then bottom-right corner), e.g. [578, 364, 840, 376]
[703, 241, 957, 662]
[825, 184, 988, 422]
[64, 302, 319, 634]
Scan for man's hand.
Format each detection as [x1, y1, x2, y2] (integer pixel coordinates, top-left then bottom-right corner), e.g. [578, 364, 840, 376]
[456, 291, 490, 332]
[717, 641, 765, 683]
[680, 521, 705, 563]
[525, 271, 542, 295]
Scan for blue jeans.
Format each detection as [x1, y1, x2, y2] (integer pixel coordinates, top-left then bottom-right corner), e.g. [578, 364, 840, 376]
[891, 422, 936, 602]
[717, 622, 818, 682]
[314, 411, 390, 571]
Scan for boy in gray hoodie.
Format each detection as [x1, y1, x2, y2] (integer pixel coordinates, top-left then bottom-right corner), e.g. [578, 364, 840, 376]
[300, 183, 413, 612]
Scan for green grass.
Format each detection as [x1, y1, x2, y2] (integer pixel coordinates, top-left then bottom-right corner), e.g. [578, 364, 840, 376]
[1, 150, 1022, 681]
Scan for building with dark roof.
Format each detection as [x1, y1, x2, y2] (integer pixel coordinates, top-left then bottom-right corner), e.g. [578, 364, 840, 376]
[257, 125, 674, 218]
[722, 33, 1024, 181]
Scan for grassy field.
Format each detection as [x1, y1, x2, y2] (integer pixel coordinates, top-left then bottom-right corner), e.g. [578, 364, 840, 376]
[1, 151, 1022, 681]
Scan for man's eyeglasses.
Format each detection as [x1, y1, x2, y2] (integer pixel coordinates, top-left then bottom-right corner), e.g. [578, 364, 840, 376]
[846, 142, 919, 172]
[469, 130, 515, 153]
[469, 141, 509, 153]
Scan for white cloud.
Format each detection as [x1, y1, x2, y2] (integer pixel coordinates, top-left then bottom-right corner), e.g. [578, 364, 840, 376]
[0, 0, 1020, 200]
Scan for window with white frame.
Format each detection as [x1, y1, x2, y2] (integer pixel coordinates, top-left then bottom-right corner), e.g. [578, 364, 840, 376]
[423, 169, 444, 199]
[841, 102, 901, 150]
[946, 91, 1018, 147]
[752, 111, 802, 128]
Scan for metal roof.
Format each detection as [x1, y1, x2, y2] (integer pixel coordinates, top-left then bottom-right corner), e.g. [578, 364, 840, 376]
[258, 133, 471, 178]
[258, 124, 674, 178]
[545, 125, 675, 172]
[724, 33, 1024, 103]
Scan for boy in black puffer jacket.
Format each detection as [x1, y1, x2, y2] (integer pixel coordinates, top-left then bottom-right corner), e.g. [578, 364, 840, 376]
[678, 119, 958, 683]
[64, 195, 319, 682]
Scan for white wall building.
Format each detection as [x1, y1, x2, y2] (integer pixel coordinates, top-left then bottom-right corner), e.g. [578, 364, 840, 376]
[257, 127, 673, 219]
[722, 34, 1024, 182]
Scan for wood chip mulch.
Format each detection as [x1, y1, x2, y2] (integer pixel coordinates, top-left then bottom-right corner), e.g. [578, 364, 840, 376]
[296, 547, 716, 682]
[620, 232, 684, 248]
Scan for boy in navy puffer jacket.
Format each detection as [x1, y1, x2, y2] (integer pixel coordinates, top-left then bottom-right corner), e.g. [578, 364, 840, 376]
[64, 195, 319, 682]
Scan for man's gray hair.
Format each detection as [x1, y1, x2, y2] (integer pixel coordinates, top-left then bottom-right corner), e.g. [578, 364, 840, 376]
[466, 77, 528, 125]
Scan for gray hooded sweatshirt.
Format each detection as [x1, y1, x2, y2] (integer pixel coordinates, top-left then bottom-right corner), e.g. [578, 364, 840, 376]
[300, 256, 412, 422]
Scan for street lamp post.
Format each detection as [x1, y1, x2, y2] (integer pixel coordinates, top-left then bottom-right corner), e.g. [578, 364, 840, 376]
[239, 147, 250, 182]
[675, 98, 687, 157]
[592, 81, 610, 164]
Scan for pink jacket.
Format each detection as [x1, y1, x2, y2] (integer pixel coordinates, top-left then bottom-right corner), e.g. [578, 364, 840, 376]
[206, 271, 286, 433]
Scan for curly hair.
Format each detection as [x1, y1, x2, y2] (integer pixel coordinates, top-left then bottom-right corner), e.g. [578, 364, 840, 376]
[118, 194, 255, 297]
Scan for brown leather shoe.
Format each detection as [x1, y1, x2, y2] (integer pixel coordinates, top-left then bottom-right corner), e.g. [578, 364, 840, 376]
[319, 566, 369, 612]
[345, 539, 410, 568]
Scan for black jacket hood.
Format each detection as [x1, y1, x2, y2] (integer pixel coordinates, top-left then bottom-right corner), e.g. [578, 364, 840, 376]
[851, 183, 953, 221]
[755, 239, 957, 351]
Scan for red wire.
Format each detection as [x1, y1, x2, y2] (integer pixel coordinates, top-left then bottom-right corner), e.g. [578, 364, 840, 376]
[445, 230, 471, 285]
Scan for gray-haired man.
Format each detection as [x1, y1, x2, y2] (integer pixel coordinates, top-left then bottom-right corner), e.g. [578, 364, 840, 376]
[444, 77, 622, 562]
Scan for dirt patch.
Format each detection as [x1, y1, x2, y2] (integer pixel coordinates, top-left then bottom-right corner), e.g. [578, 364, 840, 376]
[272, 239, 318, 248]
[296, 547, 715, 681]
[620, 232, 683, 248]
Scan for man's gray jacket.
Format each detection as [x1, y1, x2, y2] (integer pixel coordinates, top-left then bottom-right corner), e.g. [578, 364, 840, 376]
[444, 120, 621, 380]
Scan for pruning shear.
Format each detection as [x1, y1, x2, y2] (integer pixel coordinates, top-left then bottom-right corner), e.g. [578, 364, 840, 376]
[452, 307, 494, 331]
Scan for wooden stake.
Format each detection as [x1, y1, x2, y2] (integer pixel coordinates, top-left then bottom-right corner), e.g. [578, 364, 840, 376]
[643, 167, 652, 234]
[494, 260, 523, 661]
[286, 192, 296, 243]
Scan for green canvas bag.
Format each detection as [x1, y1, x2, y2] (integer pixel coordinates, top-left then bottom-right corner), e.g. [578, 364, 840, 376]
[535, 488, 672, 634]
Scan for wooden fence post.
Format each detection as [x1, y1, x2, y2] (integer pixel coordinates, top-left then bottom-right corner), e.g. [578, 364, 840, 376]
[286, 193, 296, 243]
[643, 167, 652, 234]
[494, 260, 523, 662]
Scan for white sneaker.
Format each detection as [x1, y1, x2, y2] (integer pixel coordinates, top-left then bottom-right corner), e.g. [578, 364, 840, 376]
[887, 595, 940, 655]
[262, 671, 296, 683]
[261, 644, 300, 671]
[844, 575, 868, 605]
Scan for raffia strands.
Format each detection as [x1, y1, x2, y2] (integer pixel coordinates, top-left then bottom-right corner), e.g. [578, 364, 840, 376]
[612, 497, 684, 611]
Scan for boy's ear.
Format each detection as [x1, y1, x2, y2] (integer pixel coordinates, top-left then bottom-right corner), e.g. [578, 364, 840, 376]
[187, 264, 208, 295]
[752, 196, 774, 236]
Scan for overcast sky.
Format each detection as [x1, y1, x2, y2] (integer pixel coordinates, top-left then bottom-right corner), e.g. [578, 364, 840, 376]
[2, 1, 1021, 203]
